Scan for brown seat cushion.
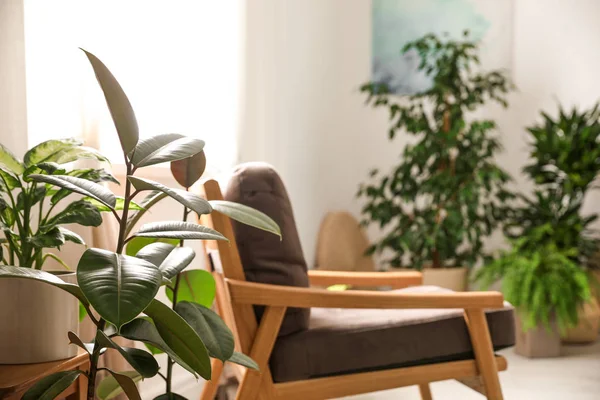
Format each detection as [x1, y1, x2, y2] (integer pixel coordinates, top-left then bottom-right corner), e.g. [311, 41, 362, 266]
[269, 286, 515, 382]
[223, 162, 310, 336]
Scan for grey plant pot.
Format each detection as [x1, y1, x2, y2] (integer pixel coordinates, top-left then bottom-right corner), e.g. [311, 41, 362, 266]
[514, 314, 561, 358]
[0, 270, 79, 364]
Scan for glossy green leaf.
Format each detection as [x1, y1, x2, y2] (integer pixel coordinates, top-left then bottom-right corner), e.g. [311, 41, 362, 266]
[23, 138, 82, 166]
[171, 150, 206, 188]
[0, 166, 20, 190]
[58, 226, 86, 245]
[22, 370, 82, 400]
[28, 227, 65, 248]
[120, 318, 197, 376]
[143, 299, 211, 379]
[175, 302, 234, 361]
[125, 191, 168, 236]
[134, 221, 227, 241]
[46, 199, 103, 227]
[16, 186, 46, 210]
[166, 270, 215, 307]
[124, 236, 179, 257]
[77, 248, 162, 329]
[67, 168, 119, 184]
[29, 174, 116, 209]
[128, 176, 212, 215]
[134, 136, 204, 168]
[209, 200, 281, 238]
[95, 330, 159, 377]
[228, 351, 259, 370]
[85, 196, 143, 212]
[130, 133, 184, 165]
[136, 242, 195, 279]
[0, 266, 89, 305]
[68, 331, 94, 354]
[96, 370, 142, 400]
[82, 49, 139, 155]
[79, 302, 87, 322]
[0, 143, 24, 174]
[48, 146, 109, 165]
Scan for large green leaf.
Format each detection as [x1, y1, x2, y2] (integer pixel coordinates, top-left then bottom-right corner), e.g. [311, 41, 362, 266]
[82, 49, 139, 155]
[77, 248, 162, 329]
[29, 174, 116, 209]
[131, 133, 205, 168]
[170, 150, 206, 188]
[175, 301, 234, 361]
[128, 176, 212, 215]
[134, 221, 227, 241]
[22, 370, 82, 400]
[0, 166, 20, 190]
[136, 242, 195, 279]
[23, 138, 81, 166]
[96, 370, 142, 400]
[166, 270, 215, 307]
[85, 196, 143, 212]
[95, 330, 158, 377]
[124, 236, 179, 257]
[228, 351, 259, 370]
[144, 299, 211, 379]
[16, 186, 46, 210]
[0, 143, 24, 174]
[120, 318, 197, 376]
[130, 133, 183, 165]
[45, 199, 103, 227]
[209, 200, 281, 238]
[48, 146, 109, 165]
[58, 227, 85, 245]
[68, 168, 119, 184]
[28, 227, 65, 248]
[0, 266, 89, 305]
[125, 190, 168, 236]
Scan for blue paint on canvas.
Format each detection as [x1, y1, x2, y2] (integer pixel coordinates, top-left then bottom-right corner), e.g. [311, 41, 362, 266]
[372, 0, 490, 94]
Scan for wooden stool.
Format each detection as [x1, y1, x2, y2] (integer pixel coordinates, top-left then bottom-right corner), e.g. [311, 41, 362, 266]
[0, 351, 89, 399]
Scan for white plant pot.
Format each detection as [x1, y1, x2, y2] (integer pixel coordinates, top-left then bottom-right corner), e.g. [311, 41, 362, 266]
[422, 267, 468, 291]
[0, 271, 79, 364]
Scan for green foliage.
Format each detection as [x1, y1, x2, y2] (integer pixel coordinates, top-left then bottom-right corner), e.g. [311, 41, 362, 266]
[477, 239, 591, 332]
[0, 138, 115, 269]
[357, 32, 514, 270]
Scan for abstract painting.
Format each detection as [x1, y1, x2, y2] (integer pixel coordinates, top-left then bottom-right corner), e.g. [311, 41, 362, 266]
[372, 0, 513, 94]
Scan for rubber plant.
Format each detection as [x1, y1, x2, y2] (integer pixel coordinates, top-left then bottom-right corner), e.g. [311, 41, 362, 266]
[0, 139, 114, 269]
[357, 32, 514, 270]
[478, 104, 600, 331]
[0, 49, 280, 400]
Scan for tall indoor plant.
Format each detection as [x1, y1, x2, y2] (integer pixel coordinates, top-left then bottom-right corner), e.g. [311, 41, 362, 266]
[0, 49, 279, 400]
[478, 104, 600, 356]
[0, 139, 115, 363]
[357, 32, 513, 289]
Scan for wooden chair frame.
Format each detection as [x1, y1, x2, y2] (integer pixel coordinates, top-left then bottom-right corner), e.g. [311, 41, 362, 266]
[197, 179, 507, 400]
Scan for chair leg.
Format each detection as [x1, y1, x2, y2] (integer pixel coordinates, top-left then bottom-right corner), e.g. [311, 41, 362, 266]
[418, 383, 433, 400]
[465, 309, 504, 400]
[200, 359, 224, 400]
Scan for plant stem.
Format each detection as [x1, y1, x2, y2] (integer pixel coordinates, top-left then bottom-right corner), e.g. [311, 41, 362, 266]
[116, 163, 133, 254]
[166, 203, 190, 394]
[87, 319, 106, 400]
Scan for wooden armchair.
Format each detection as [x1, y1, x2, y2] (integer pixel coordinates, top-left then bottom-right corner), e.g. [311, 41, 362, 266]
[196, 163, 513, 400]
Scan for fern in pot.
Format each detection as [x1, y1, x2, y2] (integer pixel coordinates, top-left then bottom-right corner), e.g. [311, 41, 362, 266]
[478, 104, 600, 356]
[358, 32, 514, 290]
[0, 140, 115, 364]
[0, 50, 280, 399]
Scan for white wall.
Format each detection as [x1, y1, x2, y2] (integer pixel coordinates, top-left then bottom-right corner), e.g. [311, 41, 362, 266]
[0, 0, 28, 156]
[240, 0, 600, 266]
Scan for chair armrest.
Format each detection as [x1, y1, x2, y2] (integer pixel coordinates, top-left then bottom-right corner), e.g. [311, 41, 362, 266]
[227, 279, 504, 310]
[308, 270, 422, 289]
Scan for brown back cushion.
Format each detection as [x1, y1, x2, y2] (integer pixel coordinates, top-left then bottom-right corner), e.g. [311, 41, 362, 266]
[223, 162, 310, 336]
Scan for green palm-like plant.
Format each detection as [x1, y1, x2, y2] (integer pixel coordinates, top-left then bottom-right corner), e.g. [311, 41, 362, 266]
[357, 32, 514, 270]
[0, 49, 280, 400]
[0, 139, 114, 269]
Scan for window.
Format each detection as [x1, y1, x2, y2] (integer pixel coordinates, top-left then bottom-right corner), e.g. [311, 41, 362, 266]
[24, 0, 244, 172]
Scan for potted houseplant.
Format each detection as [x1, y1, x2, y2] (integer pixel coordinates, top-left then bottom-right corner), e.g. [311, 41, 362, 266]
[478, 104, 600, 356]
[516, 104, 600, 344]
[0, 139, 115, 363]
[357, 32, 513, 290]
[0, 49, 279, 400]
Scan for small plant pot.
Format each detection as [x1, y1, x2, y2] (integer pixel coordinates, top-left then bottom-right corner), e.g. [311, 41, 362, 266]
[0, 270, 79, 364]
[514, 314, 561, 358]
[561, 298, 600, 344]
[422, 266, 468, 291]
